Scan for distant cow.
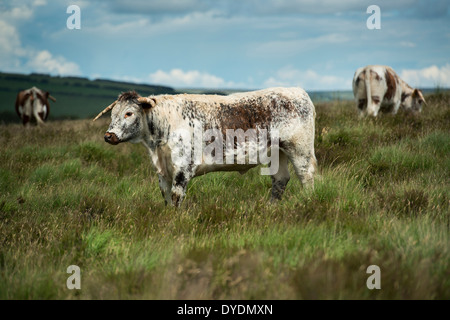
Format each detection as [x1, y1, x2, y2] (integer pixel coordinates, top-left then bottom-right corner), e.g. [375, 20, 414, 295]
[15, 87, 56, 125]
[352, 65, 426, 117]
[93, 88, 317, 207]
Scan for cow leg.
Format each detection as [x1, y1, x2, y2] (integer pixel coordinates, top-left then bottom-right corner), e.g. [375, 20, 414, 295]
[34, 113, 45, 126]
[289, 152, 316, 189]
[170, 169, 191, 207]
[38, 112, 45, 123]
[270, 151, 290, 201]
[158, 174, 172, 206]
[22, 115, 30, 126]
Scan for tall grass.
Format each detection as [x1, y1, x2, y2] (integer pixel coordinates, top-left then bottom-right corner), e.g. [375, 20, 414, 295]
[0, 93, 449, 299]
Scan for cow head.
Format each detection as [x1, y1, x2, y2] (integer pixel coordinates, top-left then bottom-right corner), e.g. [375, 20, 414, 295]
[93, 91, 156, 145]
[401, 88, 426, 113]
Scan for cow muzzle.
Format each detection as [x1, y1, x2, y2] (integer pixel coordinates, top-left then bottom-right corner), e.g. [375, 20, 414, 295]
[104, 132, 120, 145]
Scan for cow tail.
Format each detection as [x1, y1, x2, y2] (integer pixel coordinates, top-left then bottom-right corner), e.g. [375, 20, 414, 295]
[32, 92, 45, 125]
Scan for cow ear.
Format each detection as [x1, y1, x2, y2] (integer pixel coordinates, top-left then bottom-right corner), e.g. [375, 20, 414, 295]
[137, 97, 156, 110]
[412, 89, 420, 97]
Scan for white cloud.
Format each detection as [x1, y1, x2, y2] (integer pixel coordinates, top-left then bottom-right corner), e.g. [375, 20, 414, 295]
[148, 69, 238, 88]
[400, 41, 416, 48]
[26, 50, 81, 75]
[0, 20, 25, 57]
[250, 33, 350, 58]
[0, 2, 81, 76]
[264, 67, 352, 91]
[0, 34, 79, 77]
[0, 20, 27, 71]
[401, 64, 450, 88]
[81, 10, 227, 39]
[33, 0, 47, 6]
[0, 6, 33, 22]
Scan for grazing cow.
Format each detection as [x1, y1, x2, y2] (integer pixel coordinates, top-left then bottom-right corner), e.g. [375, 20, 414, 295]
[15, 86, 56, 125]
[93, 88, 317, 207]
[352, 65, 426, 117]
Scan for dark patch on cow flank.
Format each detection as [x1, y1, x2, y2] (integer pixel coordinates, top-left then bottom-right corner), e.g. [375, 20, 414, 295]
[384, 70, 397, 101]
[216, 98, 272, 140]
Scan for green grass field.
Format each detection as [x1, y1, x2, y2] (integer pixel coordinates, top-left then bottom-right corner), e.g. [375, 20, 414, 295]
[0, 92, 449, 299]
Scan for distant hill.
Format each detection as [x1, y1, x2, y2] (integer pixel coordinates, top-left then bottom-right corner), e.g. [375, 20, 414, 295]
[0, 72, 176, 123]
[0, 72, 444, 124]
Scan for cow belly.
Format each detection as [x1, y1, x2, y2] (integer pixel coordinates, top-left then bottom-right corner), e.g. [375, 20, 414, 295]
[195, 163, 258, 176]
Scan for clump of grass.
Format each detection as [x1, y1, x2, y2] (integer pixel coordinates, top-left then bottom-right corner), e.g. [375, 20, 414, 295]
[368, 144, 434, 178]
[378, 188, 429, 217]
[0, 168, 16, 194]
[76, 141, 115, 165]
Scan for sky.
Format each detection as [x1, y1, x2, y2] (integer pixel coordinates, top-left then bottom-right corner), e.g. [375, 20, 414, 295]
[1, 0, 449, 91]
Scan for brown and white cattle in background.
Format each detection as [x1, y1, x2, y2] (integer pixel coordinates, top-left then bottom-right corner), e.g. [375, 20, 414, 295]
[352, 65, 426, 117]
[93, 88, 317, 207]
[15, 86, 56, 125]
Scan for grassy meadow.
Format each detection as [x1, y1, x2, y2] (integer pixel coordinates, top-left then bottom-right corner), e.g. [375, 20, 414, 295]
[0, 92, 449, 299]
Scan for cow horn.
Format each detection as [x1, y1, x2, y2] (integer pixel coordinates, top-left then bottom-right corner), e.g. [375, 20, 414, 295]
[48, 95, 56, 102]
[137, 97, 156, 108]
[419, 92, 427, 106]
[93, 101, 117, 122]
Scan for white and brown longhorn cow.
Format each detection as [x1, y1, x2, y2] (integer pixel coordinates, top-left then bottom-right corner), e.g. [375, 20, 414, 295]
[15, 86, 56, 125]
[93, 88, 317, 207]
[352, 65, 426, 117]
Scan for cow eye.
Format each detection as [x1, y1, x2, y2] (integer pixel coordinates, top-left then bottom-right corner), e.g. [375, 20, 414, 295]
[125, 112, 133, 118]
